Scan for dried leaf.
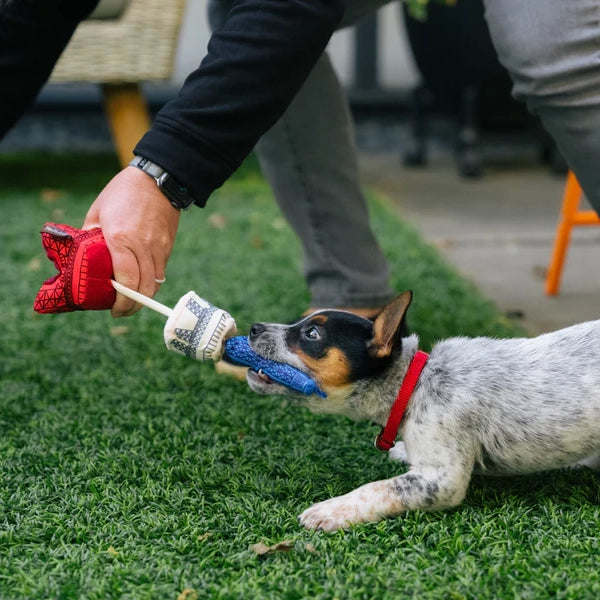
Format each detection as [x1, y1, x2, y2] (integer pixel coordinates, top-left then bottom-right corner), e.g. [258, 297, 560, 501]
[505, 309, 525, 320]
[106, 546, 119, 557]
[27, 256, 42, 272]
[435, 238, 456, 250]
[305, 543, 319, 555]
[251, 540, 294, 556]
[197, 532, 213, 542]
[110, 326, 129, 337]
[40, 188, 65, 203]
[251, 542, 270, 555]
[208, 213, 228, 230]
[177, 590, 198, 600]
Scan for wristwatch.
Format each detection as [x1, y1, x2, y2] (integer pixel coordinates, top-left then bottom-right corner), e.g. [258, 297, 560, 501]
[129, 155, 196, 210]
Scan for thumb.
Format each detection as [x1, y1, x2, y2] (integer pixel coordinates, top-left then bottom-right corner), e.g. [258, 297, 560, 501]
[82, 203, 101, 230]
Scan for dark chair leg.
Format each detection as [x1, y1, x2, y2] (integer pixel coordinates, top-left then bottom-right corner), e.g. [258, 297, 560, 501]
[455, 85, 483, 178]
[402, 85, 431, 167]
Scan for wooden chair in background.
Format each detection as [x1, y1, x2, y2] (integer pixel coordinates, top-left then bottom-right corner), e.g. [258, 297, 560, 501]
[50, 0, 186, 168]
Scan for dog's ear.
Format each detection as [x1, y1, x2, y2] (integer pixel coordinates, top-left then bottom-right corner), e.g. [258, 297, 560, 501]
[368, 290, 412, 359]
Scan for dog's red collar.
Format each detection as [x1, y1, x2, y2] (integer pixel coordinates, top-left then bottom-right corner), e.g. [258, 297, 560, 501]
[375, 350, 429, 452]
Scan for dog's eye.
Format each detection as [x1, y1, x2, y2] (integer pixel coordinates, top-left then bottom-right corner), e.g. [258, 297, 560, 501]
[304, 326, 321, 341]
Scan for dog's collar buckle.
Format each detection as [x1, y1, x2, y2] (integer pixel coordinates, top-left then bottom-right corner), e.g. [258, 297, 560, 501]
[375, 350, 429, 452]
[374, 430, 395, 452]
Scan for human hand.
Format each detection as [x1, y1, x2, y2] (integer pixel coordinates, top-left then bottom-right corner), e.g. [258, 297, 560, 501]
[83, 166, 181, 317]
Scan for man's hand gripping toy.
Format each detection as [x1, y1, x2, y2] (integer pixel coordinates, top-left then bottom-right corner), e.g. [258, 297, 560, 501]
[33, 223, 235, 361]
[34, 223, 324, 396]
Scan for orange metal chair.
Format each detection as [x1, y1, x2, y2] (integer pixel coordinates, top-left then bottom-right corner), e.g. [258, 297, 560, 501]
[545, 171, 600, 295]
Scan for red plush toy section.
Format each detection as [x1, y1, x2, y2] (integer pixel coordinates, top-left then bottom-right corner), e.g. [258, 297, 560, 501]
[33, 223, 116, 313]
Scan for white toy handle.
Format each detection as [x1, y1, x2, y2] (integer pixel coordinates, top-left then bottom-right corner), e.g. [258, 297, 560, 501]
[110, 280, 236, 362]
[111, 280, 173, 318]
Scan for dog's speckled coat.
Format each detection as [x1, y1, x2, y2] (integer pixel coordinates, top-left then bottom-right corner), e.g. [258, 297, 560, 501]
[246, 291, 600, 531]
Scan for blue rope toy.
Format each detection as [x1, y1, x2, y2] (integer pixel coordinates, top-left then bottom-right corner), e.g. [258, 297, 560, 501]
[224, 336, 326, 398]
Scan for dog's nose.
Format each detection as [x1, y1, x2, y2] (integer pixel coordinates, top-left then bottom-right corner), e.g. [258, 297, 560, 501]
[249, 322, 266, 340]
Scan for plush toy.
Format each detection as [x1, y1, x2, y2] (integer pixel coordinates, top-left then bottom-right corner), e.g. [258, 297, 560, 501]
[34, 223, 115, 313]
[223, 336, 326, 397]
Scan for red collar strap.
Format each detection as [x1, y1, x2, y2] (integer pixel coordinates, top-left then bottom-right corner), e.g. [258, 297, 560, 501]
[375, 350, 429, 452]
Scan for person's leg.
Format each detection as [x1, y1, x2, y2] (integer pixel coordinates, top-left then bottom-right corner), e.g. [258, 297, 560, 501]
[0, 0, 99, 139]
[255, 52, 395, 310]
[483, 0, 600, 213]
[209, 0, 396, 310]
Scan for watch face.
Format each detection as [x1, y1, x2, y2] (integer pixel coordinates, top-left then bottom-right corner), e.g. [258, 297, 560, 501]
[160, 175, 194, 209]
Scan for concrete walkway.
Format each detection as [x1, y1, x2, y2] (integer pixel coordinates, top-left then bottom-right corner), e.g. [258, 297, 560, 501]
[360, 153, 600, 335]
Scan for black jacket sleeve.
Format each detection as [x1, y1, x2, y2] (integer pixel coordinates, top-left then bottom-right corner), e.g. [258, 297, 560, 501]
[134, 0, 344, 207]
[0, 0, 100, 138]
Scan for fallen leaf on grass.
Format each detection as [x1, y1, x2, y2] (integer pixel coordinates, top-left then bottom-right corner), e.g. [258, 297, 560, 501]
[106, 546, 119, 557]
[40, 188, 65, 203]
[27, 256, 42, 272]
[305, 543, 320, 555]
[207, 213, 228, 230]
[250, 235, 263, 249]
[197, 532, 213, 542]
[110, 326, 129, 337]
[251, 540, 294, 556]
[177, 589, 198, 600]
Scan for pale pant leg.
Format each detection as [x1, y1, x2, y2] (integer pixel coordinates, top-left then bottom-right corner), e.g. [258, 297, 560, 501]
[209, 0, 396, 308]
[483, 0, 600, 213]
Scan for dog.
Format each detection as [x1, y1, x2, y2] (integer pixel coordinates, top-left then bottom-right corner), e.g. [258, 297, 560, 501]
[245, 290, 600, 531]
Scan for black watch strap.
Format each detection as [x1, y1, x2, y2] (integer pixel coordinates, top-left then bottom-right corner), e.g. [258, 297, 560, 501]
[129, 155, 195, 210]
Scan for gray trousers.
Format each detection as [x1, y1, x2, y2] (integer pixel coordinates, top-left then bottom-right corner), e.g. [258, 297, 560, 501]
[210, 0, 600, 307]
[483, 0, 600, 214]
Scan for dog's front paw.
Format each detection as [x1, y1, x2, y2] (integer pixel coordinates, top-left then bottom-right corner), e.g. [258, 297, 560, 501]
[299, 497, 357, 531]
[299, 492, 379, 531]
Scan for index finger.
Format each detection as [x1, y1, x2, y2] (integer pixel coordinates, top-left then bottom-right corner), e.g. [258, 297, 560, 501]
[110, 246, 142, 317]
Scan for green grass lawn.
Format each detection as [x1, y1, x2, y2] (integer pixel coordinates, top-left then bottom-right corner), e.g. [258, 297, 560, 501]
[1, 153, 599, 599]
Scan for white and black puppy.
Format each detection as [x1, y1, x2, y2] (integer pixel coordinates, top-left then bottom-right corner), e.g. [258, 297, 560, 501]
[245, 291, 600, 531]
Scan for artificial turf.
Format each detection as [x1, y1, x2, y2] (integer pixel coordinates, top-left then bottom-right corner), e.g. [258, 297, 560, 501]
[1, 153, 599, 599]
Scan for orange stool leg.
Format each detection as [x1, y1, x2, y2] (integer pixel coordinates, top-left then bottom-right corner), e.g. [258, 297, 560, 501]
[545, 171, 600, 295]
[545, 172, 583, 296]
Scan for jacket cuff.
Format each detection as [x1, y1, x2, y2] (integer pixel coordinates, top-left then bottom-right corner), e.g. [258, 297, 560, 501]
[133, 121, 237, 208]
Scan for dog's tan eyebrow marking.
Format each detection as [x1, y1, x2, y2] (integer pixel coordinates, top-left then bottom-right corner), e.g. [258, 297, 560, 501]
[298, 309, 359, 328]
[309, 315, 328, 325]
[296, 347, 352, 388]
